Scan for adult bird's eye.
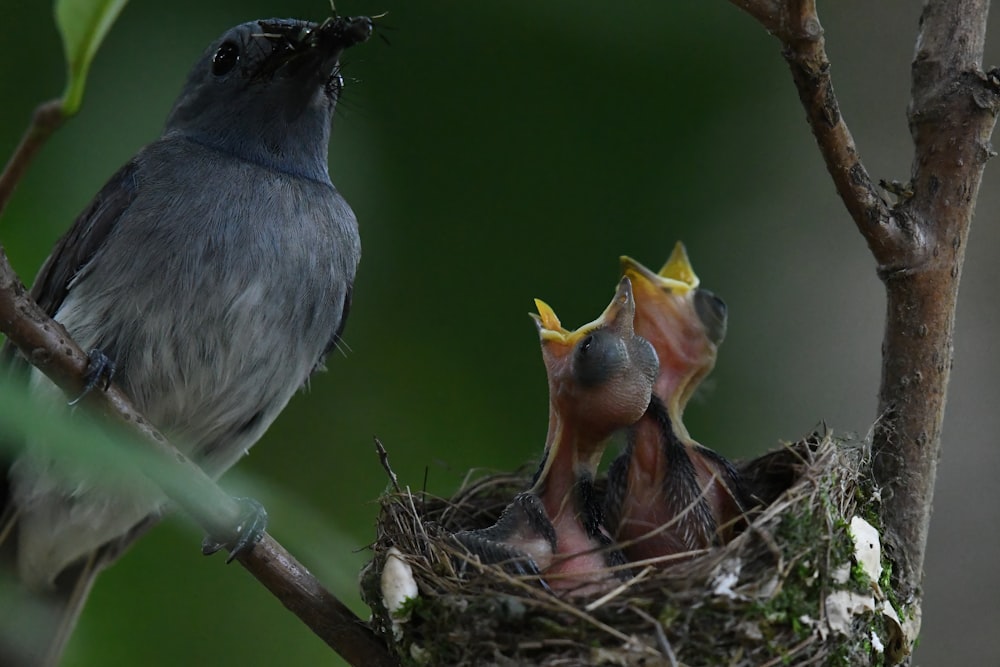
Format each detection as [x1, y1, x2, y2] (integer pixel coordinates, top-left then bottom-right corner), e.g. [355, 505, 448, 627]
[212, 41, 240, 76]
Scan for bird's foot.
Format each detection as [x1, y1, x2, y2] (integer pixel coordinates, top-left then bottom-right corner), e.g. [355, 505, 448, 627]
[202, 497, 269, 563]
[68, 349, 116, 405]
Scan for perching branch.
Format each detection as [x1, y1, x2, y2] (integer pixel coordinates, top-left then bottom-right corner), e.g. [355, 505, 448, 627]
[0, 249, 395, 666]
[728, 0, 999, 649]
[0, 117, 395, 667]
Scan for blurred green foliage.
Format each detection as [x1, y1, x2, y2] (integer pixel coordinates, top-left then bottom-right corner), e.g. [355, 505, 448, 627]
[56, 0, 130, 114]
[4, 1, 986, 665]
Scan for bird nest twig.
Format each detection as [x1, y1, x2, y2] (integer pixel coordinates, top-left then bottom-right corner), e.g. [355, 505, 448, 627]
[361, 432, 909, 666]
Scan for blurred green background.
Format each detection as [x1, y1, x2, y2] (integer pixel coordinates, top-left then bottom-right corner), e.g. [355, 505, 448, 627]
[1, 1, 998, 664]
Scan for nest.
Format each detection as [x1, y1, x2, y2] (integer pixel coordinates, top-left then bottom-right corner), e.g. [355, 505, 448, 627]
[361, 432, 909, 666]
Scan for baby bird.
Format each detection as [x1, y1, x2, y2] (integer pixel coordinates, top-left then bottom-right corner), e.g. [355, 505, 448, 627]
[455, 278, 658, 592]
[605, 243, 746, 564]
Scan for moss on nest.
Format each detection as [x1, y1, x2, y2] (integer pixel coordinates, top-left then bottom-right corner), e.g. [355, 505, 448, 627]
[361, 432, 908, 666]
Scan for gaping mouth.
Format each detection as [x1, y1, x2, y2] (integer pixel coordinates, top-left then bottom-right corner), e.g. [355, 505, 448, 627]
[532, 277, 637, 347]
[620, 242, 700, 296]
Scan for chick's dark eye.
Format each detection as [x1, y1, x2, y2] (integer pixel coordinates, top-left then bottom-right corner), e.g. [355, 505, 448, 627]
[574, 332, 626, 388]
[694, 289, 728, 345]
[212, 41, 240, 76]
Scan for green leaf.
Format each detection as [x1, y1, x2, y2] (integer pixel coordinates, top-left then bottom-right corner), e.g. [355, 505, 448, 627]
[0, 373, 152, 491]
[0, 370, 208, 515]
[54, 0, 129, 116]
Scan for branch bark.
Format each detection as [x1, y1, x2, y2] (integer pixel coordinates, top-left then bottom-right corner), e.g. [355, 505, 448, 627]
[880, 0, 997, 608]
[0, 100, 64, 220]
[728, 0, 999, 646]
[0, 107, 396, 667]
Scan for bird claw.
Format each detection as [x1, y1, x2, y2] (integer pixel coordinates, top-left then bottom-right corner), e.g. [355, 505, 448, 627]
[201, 497, 269, 563]
[68, 349, 116, 405]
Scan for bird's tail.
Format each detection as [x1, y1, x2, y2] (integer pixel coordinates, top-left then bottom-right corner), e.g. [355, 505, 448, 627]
[0, 504, 106, 667]
[1, 335, 105, 665]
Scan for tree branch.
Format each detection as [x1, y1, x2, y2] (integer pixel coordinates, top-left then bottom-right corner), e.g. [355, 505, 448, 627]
[728, 0, 1000, 650]
[878, 0, 998, 607]
[0, 100, 64, 220]
[730, 0, 908, 265]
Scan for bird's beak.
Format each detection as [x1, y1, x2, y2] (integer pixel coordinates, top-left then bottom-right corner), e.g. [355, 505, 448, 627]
[596, 277, 638, 339]
[261, 15, 373, 79]
[532, 277, 637, 349]
[300, 15, 373, 65]
[658, 242, 700, 288]
[619, 242, 723, 430]
[620, 242, 700, 298]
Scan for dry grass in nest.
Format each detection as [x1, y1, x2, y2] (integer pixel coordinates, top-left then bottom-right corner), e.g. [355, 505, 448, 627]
[360, 432, 907, 666]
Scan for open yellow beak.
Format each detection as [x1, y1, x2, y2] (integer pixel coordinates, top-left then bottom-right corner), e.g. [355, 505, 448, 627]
[620, 241, 700, 295]
[531, 277, 636, 347]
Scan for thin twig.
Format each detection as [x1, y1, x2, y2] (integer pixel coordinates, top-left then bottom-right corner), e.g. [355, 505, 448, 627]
[447, 545, 655, 653]
[727, 0, 901, 265]
[757, 635, 818, 667]
[629, 606, 677, 667]
[0, 100, 64, 220]
[234, 538, 395, 666]
[374, 436, 401, 493]
[584, 566, 654, 613]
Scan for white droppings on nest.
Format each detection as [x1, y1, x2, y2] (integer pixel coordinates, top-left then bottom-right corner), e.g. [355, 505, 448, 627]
[824, 515, 906, 652]
[709, 558, 743, 599]
[409, 643, 431, 665]
[823, 590, 876, 638]
[849, 515, 882, 587]
[737, 620, 763, 641]
[380, 546, 419, 638]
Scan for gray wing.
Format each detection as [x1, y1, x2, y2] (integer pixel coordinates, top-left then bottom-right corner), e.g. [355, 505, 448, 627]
[452, 492, 556, 579]
[1, 160, 138, 372]
[693, 443, 751, 513]
[30, 160, 139, 316]
[1, 159, 138, 558]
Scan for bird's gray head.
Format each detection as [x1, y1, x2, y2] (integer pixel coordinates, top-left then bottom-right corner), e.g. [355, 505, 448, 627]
[164, 16, 372, 181]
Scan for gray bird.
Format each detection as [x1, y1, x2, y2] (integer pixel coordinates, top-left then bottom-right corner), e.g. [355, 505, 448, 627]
[0, 15, 371, 665]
